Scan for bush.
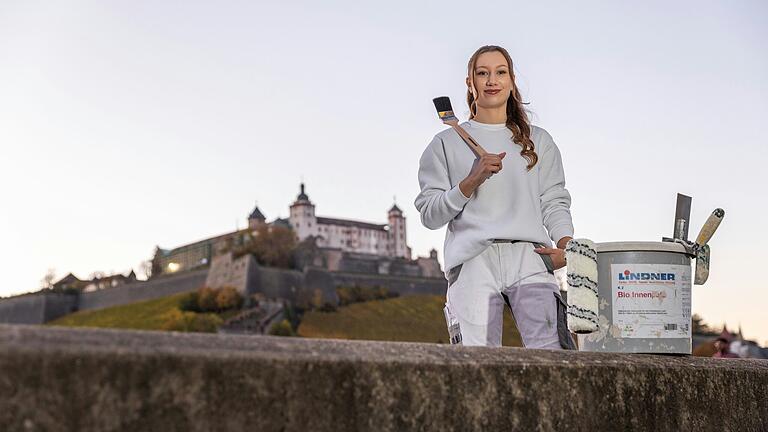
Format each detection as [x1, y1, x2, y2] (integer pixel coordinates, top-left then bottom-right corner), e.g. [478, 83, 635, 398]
[161, 310, 222, 333]
[336, 285, 397, 306]
[318, 303, 337, 312]
[180, 287, 244, 313]
[178, 292, 201, 312]
[283, 304, 303, 331]
[197, 287, 218, 312]
[216, 287, 243, 310]
[269, 319, 295, 336]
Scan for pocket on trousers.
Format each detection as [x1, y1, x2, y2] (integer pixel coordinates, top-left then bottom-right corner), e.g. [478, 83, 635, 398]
[447, 263, 463, 287]
[554, 291, 577, 350]
[532, 243, 555, 275]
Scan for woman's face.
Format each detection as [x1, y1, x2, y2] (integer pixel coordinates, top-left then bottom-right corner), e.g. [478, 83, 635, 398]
[467, 50, 512, 112]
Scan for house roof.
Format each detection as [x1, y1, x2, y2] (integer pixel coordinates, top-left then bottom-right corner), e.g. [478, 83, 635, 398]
[249, 205, 266, 220]
[53, 273, 82, 286]
[316, 216, 388, 232]
[272, 217, 292, 229]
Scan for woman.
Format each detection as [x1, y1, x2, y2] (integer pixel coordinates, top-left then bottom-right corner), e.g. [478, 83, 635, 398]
[414, 45, 575, 349]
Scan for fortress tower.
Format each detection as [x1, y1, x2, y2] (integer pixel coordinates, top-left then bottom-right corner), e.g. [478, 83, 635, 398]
[248, 203, 266, 230]
[289, 183, 317, 241]
[388, 204, 410, 259]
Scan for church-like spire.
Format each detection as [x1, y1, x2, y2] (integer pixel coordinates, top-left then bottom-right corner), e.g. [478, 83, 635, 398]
[388, 203, 402, 214]
[248, 202, 266, 221]
[296, 182, 309, 202]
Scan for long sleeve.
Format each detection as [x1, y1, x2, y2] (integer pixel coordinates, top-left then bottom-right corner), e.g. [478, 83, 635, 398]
[414, 136, 471, 230]
[537, 130, 574, 244]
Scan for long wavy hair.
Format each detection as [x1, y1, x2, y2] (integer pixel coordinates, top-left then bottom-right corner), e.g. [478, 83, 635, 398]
[466, 45, 538, 170]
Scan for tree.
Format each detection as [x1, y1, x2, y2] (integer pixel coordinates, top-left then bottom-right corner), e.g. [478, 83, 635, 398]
[242, 225, 297, 269]
[692, 314, 712, 334]
[139, 260, 153, 280]
[40, 268, 56, 290]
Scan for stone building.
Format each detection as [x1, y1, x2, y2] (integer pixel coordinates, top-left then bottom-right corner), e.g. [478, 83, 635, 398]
[51, 271, 138, 293]
[288, 183, 411, 259]
[152, 183, 440, 278]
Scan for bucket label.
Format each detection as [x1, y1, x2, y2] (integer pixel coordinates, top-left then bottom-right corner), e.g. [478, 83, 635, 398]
[611, 264, 691, 339]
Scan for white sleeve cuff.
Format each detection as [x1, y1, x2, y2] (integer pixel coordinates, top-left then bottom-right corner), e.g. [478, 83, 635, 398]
[549, 225, 574, 246]
[446, 184, 471, 210]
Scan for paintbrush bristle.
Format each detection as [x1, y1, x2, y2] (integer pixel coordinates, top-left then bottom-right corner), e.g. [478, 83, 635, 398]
[433, 96, 457, 122]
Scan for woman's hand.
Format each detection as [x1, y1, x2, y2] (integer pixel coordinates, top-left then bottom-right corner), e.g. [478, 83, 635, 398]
[459, 152, 506, 197]
[534, 246, 566, 270]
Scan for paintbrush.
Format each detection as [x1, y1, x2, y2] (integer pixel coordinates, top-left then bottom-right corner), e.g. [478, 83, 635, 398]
[432, 96, 487, 157]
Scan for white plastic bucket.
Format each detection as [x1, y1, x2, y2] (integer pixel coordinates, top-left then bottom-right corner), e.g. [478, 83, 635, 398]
[577, 241, 693, 354]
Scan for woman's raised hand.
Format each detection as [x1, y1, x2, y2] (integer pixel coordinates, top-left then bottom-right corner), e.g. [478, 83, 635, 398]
[459, 152, 506, 198]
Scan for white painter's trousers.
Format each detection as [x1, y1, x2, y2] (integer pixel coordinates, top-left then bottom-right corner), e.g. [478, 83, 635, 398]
[445, 242, 573, 349]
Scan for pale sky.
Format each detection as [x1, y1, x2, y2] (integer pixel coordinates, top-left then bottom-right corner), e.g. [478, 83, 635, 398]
[1, 1, 766, 344]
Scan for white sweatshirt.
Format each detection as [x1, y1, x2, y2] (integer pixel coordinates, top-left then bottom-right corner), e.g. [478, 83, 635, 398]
[414, 120, 574, 276]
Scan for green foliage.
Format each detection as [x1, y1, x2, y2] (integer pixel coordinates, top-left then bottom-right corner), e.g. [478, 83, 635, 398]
[298, 294, 522, 346]
[235, 225, 297, 269]
[48, 289, 238, 333]
[178, 292, 201, 312]
[180, 286, 244, 313]
[283, 304, 303, 331]
[216, 287, 244, 310]
[269, 319, 296, 336]
[197, 287, 219, 312]
[336, 285, 398, 307]
[161, 309, 223, 333]
[47, 292, 194, 330]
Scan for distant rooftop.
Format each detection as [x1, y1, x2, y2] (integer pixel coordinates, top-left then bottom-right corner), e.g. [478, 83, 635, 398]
[316, 217, 388, 232]
[249, 205, 266, 221]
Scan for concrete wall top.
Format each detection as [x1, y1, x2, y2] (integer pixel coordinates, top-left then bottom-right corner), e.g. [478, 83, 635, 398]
[1, 324, 766, 431]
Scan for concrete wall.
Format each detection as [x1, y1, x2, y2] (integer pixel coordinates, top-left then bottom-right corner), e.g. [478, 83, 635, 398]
[205, 253, 254, 294]
[250, 265, 303, 299]
[0, 324, 765, 432]
[0, 262, 445, 325]
[78, 269, 208, 311]
[206, 253, 441, 308]
[330, 271, 446, 296]
[0, 293, 78, 324]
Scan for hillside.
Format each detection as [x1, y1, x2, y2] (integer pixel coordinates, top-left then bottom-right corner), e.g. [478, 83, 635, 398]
[48, 291, 523, 346]
[298, 294, 523, 346]
[47, 292, 192, 330]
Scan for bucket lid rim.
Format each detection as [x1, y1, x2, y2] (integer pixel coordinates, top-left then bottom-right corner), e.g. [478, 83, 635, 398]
[596, 241, 688, 253]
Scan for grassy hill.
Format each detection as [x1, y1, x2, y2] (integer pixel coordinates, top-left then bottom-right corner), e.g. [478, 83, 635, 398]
[298, 294, 523, 346]
[48, 292, 523, 346]
[47, 292, 193, 330]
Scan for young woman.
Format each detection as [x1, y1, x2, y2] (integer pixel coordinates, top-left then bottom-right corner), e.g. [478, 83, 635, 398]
[414, 45, 575, 349]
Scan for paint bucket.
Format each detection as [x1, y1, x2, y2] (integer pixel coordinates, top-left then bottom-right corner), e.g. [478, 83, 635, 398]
[577, 241, 693, 355]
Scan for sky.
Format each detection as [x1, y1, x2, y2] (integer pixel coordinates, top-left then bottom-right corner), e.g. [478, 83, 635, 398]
[1, 1, 766, 344]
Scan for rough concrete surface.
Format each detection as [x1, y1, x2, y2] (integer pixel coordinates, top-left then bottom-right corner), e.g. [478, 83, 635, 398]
[0, 324, 766, 432]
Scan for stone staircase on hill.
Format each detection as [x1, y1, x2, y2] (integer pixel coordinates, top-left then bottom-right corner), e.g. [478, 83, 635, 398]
[218, 300, 284, 335]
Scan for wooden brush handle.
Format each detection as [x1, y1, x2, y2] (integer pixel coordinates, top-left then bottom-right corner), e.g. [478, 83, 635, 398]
[695, 208, 725, 247]
[446, 122, 487, 157]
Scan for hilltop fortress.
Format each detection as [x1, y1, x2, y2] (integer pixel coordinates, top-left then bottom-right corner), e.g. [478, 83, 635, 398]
[152, 183, 442, 280]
